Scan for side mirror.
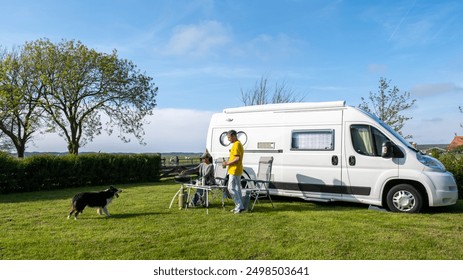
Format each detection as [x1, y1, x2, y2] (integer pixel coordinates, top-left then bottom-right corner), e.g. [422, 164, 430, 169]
[381, 141, 393, 158]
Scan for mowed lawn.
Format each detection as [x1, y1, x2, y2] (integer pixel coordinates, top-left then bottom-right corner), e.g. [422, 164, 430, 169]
[0, 181, 462, 260]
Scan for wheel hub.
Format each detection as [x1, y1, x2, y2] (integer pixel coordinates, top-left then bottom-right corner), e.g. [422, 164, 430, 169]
[392, 190, 415, 211]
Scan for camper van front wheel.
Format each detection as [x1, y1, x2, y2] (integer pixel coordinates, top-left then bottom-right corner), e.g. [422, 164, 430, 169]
[386, 184, 423, 213]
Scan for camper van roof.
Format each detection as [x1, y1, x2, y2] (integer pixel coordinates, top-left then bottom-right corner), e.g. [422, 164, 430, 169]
[223, 101, 346, 114]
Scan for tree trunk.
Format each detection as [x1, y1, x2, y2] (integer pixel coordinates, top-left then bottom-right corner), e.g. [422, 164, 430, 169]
[67, 141, 79, 155]
[16, 145, 25, 158]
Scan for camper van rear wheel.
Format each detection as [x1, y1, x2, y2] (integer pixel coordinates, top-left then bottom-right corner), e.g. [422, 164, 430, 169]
[386, 184, 423, 213]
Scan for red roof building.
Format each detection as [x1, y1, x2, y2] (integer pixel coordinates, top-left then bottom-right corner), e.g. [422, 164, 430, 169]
[448, 136, 463, 151]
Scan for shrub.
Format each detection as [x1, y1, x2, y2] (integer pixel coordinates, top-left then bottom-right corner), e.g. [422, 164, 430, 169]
[0, 153, 161, 194]
[0, 151, 22, 192]
[439, 153, 463, 199]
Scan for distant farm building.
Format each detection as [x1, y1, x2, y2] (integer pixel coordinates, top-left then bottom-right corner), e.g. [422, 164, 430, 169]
[418, 145, 447, 155]
[448, 136, 463, 151]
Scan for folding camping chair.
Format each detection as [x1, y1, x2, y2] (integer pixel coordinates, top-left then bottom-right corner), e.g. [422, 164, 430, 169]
[210, 157, 229, 207]
[214, 157, 228, 187]
[242, 156, 275, 212]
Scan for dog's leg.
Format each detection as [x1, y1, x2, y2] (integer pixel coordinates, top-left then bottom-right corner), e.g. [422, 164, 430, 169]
[102, 206, 110, 217]
[68, 209, 75, 219]
[97, 208, 103, 215]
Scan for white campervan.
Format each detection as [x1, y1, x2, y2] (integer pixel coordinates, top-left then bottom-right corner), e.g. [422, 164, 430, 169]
[206, 101, 458, 213]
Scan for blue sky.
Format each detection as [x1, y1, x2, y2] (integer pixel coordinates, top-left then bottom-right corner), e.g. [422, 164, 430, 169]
[1, 0, 462, 153]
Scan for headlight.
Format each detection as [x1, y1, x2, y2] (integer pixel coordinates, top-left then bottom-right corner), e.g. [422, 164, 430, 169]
[417, 153, 446, 172]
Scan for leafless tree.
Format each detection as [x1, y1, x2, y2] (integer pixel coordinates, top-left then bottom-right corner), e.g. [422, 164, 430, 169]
[241, 75, 305, 106]
[359, 77, 416, 139]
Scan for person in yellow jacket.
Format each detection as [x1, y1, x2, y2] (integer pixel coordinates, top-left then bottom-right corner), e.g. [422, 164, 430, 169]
[222, 130, 245, 213]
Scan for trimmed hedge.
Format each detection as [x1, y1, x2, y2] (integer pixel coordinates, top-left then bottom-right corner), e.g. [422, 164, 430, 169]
[1, 151, 461, 197]
[0, 152, 161, 194]
[438, 153, 463, 198]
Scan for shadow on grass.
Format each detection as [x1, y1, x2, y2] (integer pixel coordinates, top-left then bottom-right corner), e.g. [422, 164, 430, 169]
[239, 197, 369, 213]
[251, 196, 463, 214]
[424, 202, 463, 214]
[0, 183, 163, 203]
[3, 184, 463, 215]
[110, 212, 172, 219]
[68, 211, 171, 220]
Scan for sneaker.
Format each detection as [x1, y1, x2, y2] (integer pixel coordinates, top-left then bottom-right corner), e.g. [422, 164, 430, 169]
[234, 209, 245, 214]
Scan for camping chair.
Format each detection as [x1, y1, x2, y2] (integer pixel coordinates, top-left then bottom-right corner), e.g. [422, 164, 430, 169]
[242, 156, 275, 212]
[214, 157, 228, 187]
[210, 157, 229, 207]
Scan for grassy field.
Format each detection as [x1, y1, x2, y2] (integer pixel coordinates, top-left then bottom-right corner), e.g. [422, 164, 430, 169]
[0, 181, 462, 260]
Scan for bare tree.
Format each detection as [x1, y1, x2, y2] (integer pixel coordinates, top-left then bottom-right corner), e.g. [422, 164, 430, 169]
[241, 75, 305, 106]
[359, 77, 416, 139]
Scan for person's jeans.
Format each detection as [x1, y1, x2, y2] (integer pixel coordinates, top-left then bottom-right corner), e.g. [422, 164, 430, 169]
[192, 188, 204, 205]
[228, 175, 244, 211]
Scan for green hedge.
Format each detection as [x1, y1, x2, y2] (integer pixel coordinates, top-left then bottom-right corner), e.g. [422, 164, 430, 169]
[438, 153, 463, 198]
[1, 151, 461, 197]
[0, 152, 161, 193]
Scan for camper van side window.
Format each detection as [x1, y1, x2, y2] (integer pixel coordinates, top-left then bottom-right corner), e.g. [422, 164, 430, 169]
[350, 125, 390, 156]
[291, 130, 334, 151]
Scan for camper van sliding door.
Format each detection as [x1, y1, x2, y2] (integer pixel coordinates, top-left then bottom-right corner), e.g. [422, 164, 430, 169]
[285, 125, 343, 198]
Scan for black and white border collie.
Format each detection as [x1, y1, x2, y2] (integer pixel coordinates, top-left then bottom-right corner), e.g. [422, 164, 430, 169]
[68, 186, 122, 220]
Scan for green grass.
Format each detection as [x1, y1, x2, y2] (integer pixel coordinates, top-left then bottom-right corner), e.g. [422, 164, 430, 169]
[1, 181, 462, 260]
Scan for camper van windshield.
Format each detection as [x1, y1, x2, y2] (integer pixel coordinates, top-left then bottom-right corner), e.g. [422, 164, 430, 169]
[363, 110, 418, 152]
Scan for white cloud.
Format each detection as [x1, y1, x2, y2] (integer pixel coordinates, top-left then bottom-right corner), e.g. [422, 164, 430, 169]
[162, 20, 231, 57]
[404, 116, 461, 144]
[242, 33, 300, 62]
[30, 108, 216, 153]
[410, 82, 463, 97]
[368, 64, 388, 74]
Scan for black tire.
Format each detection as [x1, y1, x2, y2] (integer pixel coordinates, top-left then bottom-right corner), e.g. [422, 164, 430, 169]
[386, 184, 423, 213]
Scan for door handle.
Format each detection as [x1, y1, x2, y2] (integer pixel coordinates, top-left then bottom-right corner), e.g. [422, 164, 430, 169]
[349, 155, 356, 166]
[331, 155, 339, 166]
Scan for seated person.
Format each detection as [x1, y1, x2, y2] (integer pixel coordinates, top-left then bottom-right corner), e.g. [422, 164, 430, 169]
[182, 152, 215, 206]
